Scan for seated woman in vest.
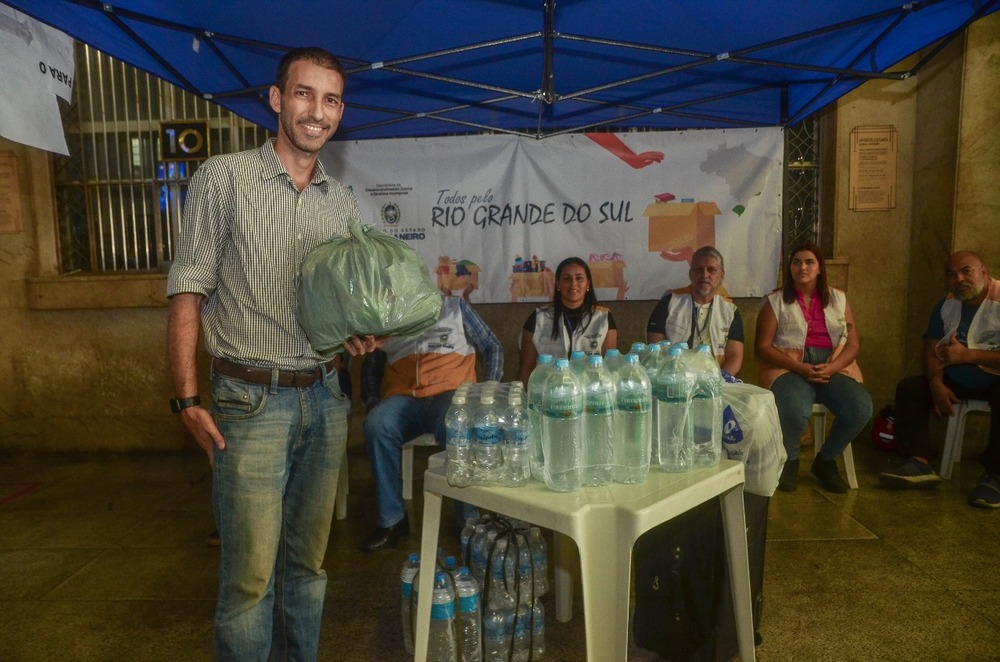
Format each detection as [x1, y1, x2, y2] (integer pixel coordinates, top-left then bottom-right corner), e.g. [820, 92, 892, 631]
[517, 257, 618, 385]
[755, 242, 872, 493]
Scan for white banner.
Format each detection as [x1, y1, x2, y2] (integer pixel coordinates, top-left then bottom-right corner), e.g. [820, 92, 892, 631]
[321, 128, 782, 304]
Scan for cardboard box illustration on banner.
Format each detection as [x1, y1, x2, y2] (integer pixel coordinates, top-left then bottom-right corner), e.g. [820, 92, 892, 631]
[436, 257, 480, 296]
[588, 258, 628, 300]
[510, 271, 555, 302]
[644, 201, 721, 258]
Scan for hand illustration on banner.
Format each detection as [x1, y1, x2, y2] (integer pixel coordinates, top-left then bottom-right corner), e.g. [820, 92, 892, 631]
[660, 248, 695, 263]
[585, 134, 664, 169]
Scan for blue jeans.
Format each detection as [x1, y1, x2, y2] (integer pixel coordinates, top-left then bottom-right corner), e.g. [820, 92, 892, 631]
[364, 391, 476, 527]
[770, 354, 872, 462]
[211, 366, 348, 662]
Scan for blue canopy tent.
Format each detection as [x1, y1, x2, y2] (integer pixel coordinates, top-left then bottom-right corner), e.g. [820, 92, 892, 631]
[5, 0, 998, 139]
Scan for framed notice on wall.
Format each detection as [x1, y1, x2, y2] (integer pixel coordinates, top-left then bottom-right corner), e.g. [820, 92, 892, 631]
[0, 152, 22, 234]
[849, 125, 897, 211]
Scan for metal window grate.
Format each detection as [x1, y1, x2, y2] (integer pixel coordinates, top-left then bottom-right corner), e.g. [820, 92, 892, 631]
[53, 43, 270, 274]
[782, 116, 823, 255]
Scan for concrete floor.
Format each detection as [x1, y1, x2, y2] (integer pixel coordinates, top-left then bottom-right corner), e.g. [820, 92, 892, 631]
[1, 436, 998, 661]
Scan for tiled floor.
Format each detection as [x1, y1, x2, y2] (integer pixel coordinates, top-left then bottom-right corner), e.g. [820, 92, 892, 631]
[1, 436, 998, 661]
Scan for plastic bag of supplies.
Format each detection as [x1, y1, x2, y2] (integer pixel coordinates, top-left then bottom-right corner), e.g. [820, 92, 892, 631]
[297, 222, 443, 356]
[720, 382, 787, 496]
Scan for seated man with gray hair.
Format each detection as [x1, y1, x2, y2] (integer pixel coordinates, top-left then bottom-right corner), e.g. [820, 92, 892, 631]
[646, 245, 744, 376]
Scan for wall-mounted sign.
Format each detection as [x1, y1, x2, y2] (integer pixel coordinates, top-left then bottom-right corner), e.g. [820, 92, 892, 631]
[160, 120, 209, 161]
[849, 125, 897, 211]
[0, 152, 23, 234]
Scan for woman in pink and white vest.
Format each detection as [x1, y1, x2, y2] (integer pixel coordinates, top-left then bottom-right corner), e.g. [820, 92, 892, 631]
[755, 242, 872, 493]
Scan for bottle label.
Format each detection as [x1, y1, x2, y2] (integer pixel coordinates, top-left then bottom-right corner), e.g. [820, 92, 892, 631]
[401, 581, 412, 598]
[617, 395, 650, 413]
[585, 402, 614, 415]
[458, 594, 480, 612]
[504, 427, 529, 447]
[449, 428, 472, 448]
[543, 396, 582, 418]
[431, 601, 456, 620]
[475, 423, 499, 446]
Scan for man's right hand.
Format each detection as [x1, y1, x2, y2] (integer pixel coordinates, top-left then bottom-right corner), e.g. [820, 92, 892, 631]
[180, 407, 226, 464]
[929, 379, 960, 417]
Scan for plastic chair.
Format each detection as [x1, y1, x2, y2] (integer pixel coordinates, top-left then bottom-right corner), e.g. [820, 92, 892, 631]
[402, 433, 439, 500]
[940, 399, 991, 479]
[811, 403, 859, 489]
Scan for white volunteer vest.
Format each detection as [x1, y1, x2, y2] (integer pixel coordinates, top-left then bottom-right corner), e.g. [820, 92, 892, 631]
[531, 305, 611, 359]
[663, 292, 737, 361]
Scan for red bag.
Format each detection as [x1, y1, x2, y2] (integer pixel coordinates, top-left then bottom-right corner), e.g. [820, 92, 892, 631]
[871, 405, 896, 451]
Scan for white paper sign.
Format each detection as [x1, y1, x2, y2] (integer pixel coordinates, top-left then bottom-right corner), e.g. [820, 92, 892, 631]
[0, 4, 75, 154]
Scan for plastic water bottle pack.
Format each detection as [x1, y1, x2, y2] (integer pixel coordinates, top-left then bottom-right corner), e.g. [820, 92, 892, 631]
[460, 514, 547, 662]
[445, 380, 532, 488]
[446, 340, 723, 494]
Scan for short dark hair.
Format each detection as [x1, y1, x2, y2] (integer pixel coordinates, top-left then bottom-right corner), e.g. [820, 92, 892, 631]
[276, 47, 346, 91]
[781, 241, 829, 307]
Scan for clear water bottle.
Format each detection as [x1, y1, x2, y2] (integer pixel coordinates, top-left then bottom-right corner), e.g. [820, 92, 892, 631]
[612, 353, 652, 484]
[569, 350, 588, 383]
[528, 526, 549, 597]
[531, 600, 545, 660]
[691, 344, 724, 467]
[488, 537, 516, 611]
[541, 358, 583, 492]
[501, 393, 531, 487]
[442, 555, 460, 580]
[526, 355, 554, 482]
[603, 347, 624, 375]
[581, 354, 615, 486]
[428, 571, 458, 662]
[470, 525, 492, 589]
[400, 552, 420, 656]
[473, 394, 502, 484]
[641, 341, 663, 374]
[446, 392, 474, 487]
[513, 532, 534, 605]
[630, 341, 649, 363]
[642, 342, 664, 465]
[511, 603, 532, 662]
[454, 566, 483, 662]
[656, 345, 694, 472]
[483, 606, 510, 662]
[460, 517, 477, 567]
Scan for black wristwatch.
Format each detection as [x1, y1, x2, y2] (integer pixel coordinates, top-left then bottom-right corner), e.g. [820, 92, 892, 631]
[170, 395, 201, 414]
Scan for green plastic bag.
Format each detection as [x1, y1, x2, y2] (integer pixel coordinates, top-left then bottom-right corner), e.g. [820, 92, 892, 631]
[297, 222, 443, 356]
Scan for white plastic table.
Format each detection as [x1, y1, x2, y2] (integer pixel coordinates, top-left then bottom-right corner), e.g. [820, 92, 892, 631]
[413, 455, 755, 662]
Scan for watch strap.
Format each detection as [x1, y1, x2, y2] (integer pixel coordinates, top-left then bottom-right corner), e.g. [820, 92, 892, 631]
[170, 395, 201, 414]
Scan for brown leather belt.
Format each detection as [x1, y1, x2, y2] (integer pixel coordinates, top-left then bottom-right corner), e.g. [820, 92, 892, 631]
[212, 358, 336, 388]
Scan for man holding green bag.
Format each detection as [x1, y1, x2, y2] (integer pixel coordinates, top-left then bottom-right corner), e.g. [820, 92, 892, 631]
[167, 47, 376, 661]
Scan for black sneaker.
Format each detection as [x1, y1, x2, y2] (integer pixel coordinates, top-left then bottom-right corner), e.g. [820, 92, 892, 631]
[777, 458, 799, 492]
[878, 457, 942, 489]
[969, 472, 1000, 509]
[811, 456, 849, 494]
